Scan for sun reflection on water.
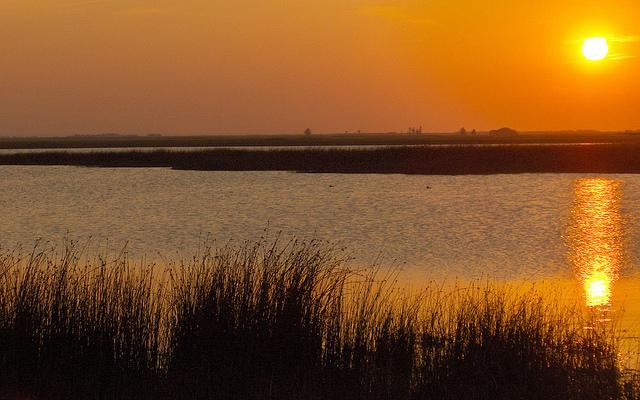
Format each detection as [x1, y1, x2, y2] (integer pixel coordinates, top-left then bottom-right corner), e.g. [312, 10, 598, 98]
[567, 178, 625, 314]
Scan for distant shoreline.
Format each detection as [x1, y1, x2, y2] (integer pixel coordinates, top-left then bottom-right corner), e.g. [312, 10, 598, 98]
[2, 143, 640, 174]
[2, 131, 640, 149]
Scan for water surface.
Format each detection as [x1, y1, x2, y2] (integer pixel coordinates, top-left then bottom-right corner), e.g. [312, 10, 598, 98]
[4, 166, 640, 356]
[3, 166, 640, 282]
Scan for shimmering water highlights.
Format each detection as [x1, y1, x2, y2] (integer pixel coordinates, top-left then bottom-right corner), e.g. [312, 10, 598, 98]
[2, 166, 640, 288]
[567, 178, 625, 310]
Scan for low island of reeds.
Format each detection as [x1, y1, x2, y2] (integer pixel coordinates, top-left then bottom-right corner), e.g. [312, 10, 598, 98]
[0, 238, 638, 399]
[3, 143, 640, 174]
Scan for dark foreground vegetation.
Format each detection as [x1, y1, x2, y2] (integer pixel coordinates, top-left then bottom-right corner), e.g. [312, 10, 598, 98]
[0, 239, 638, 399]
[3, 143, 640, 174]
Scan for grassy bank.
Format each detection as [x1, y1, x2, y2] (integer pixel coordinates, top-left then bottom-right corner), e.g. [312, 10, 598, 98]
[3, 144, 640, 174]
[0, 239, 638, 399]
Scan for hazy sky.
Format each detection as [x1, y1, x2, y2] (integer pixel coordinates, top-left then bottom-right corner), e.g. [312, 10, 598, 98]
[2, 0, 639, 136]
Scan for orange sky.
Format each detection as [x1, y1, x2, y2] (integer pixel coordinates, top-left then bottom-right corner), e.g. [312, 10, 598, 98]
[1, 0, 639, 136]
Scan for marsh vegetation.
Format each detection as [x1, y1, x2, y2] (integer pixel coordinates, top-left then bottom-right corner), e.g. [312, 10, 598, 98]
[3, 143, 640, 174]
[2, 132, 640, 150]
[0, 238, 638, 399]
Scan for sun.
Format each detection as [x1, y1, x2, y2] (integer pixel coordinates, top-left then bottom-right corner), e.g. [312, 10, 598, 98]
[582, 37, 608, 61]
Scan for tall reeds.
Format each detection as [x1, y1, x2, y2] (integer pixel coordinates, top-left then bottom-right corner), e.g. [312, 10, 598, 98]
[0, 240, 164, 398]
[0, 238, 637, 399]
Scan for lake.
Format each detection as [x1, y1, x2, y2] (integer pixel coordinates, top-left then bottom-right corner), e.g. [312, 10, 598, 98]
[3, 165, 640, 330]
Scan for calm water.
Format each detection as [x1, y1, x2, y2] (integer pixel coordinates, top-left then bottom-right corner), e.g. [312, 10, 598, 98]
[2, 166, 640, 282]
[3, 166, 640, 317]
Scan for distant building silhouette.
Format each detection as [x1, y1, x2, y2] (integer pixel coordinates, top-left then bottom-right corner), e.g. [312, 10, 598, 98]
[489, 127, 518, 136]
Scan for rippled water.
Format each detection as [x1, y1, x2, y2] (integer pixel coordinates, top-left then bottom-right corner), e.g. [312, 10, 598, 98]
[3, 166, 640, 285]
[5, 165, 640, 355]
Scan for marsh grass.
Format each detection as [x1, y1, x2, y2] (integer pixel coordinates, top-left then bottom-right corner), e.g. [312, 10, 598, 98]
[0, 240, 164, 399]
[0, 238, 638, 399]
[3, 144, 640, 174]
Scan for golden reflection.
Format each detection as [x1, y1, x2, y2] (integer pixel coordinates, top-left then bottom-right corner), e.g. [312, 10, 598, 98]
[566, 178, 625, 311]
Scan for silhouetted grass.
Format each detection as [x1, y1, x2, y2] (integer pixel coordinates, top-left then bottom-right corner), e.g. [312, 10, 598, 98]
[3, 144, 640, 174]
[0, 240, 164, 399]
[0, 238, 638, 399]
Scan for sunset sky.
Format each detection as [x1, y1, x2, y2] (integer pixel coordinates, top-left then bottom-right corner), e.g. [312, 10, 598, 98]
[2, 0, 639, 136]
